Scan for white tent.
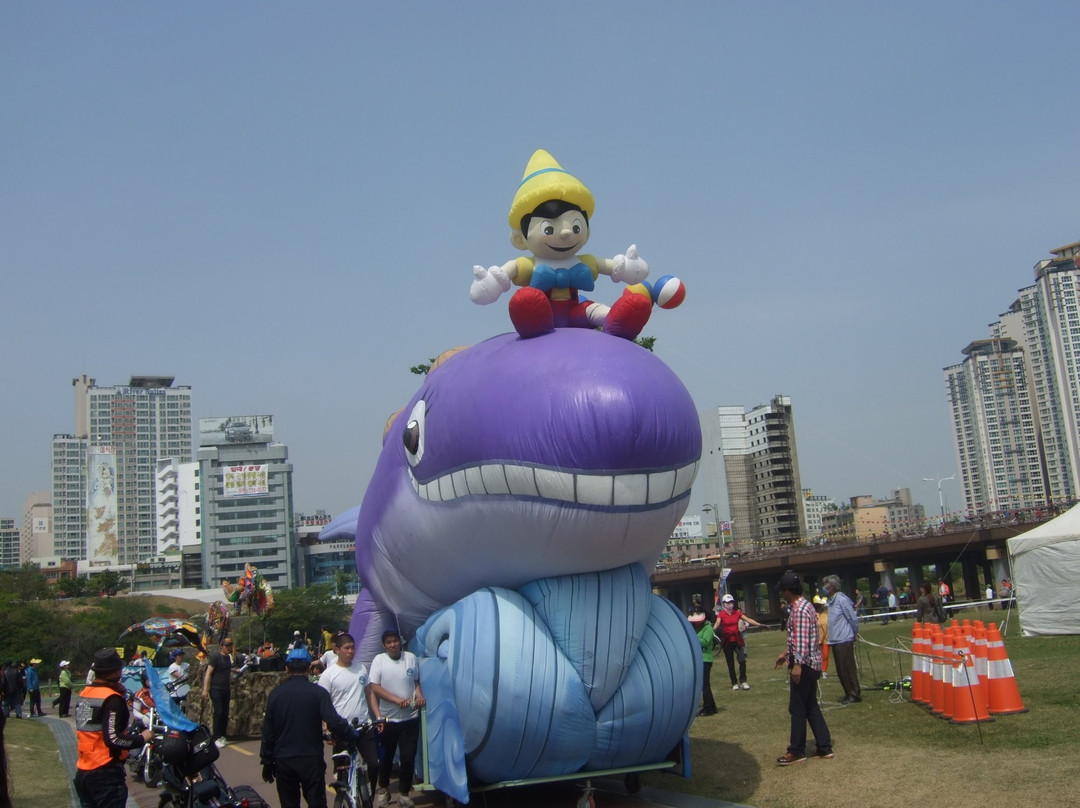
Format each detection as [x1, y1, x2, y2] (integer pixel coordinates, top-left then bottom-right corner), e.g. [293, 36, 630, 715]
[1007, 503, 1080, 636]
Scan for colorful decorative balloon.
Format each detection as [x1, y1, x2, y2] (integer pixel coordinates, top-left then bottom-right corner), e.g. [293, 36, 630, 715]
[324, 328, 702, 801]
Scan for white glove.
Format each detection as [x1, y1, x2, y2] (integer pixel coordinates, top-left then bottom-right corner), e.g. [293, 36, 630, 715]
[470, 265, 511, 304]
[611, 244, 649, 284]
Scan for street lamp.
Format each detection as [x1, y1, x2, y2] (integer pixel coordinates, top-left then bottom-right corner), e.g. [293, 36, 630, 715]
[922, 474, 957, 519]
[702, 503, 726, 589]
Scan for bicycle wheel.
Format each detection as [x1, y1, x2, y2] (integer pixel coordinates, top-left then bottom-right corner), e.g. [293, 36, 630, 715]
[144, 753, 163, 788]
[333, 790, 355, 808]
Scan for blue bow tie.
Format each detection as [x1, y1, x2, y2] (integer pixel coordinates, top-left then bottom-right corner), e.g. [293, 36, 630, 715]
[530, 262, 594, 293]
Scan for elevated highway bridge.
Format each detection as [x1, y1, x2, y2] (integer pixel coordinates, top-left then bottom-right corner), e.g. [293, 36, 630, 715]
[650, 519, 1042, 622]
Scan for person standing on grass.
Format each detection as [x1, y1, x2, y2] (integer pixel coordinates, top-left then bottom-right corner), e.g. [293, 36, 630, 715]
[689, 610, 717, 716]
[25, 659, 44, 717]
[822, 575, 861, 704]
[54, 660, 74, 717]
[714, 593, 765, 691]
[774, 570, 832, 766]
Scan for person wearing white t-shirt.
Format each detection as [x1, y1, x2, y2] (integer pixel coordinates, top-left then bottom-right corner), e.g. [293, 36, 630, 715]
[367, 629, 424, 808]
[318, 633, 382, 798]
[167, 650, 191, 709]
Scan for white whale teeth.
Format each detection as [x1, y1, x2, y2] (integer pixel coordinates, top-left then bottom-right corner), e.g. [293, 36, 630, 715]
[410, 460, 698, 506]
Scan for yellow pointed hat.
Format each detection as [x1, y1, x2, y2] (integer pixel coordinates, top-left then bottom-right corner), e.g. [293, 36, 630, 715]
[508, 149, 595, 230]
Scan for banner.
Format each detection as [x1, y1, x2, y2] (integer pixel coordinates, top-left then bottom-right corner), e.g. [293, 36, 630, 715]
[87, 449, 119, 564]
[223, 464, 269, 497]
[199, 415, 273, 447]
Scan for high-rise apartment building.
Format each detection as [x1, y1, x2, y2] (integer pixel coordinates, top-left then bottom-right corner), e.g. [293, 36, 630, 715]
[21, 491, 52, 562]
[801, 490, 835, 540]
[945, 337, 1044, 514]
[0, 518, 19, 568]
[196, 416, 295, 590]
[50, 375, 193, 564]
[945, 241, 1080, 515]
[713, 395, 806, 548]
[51, 435, 88, 560]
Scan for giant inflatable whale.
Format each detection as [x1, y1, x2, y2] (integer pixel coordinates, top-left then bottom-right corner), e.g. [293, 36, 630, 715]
[322, 328, 703, 801]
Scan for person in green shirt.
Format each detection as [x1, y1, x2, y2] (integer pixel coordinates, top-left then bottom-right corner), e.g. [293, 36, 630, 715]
[53, 660, 74, 717]
[689, 611, 717, 716]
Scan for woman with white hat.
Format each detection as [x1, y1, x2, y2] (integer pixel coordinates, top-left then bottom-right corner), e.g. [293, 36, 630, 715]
[714, 593, 766, 690]
[53, 660, 73, 717]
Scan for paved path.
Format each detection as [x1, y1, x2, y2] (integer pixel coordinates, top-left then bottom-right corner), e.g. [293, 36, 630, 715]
[41, 716, 751, 808]
[122, 734, 750, 808]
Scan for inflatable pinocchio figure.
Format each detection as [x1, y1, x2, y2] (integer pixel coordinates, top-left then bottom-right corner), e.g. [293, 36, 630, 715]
[470, 149, 685, 339]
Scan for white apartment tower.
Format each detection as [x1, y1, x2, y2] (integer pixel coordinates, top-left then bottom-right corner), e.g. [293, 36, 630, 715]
[945, 241, 1080, 515]
[51, 375, 193, 564]
[944, 338, 1045, 514]
[715, 395, 807, 547]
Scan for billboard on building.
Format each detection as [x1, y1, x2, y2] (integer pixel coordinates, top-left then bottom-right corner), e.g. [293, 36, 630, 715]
[223, 464, 269, 497]
[199, 415, 274, 447]
[86, 448, 119, 564]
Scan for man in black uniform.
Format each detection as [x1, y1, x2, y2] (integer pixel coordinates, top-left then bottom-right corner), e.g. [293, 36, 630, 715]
[261, 646, 354, 808]
[202, 637, 234, 747]
[74, 648, 154, 808]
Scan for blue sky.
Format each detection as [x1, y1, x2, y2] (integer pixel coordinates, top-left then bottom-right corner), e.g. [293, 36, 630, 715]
[3, 3, 1078, 525]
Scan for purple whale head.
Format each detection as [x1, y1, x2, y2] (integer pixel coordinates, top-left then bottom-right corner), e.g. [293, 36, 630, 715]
[354, 329, 701, 633]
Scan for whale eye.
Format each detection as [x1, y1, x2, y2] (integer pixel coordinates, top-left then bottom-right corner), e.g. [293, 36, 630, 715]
[403, 399, 426, 467]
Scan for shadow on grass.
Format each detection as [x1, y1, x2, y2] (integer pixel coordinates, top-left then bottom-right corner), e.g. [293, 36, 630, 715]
[642, 734, 763, 806]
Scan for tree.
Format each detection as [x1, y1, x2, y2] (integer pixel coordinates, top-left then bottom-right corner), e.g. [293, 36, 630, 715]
[54, 575, 91, 599]
[0, 564, 51, 602]
[89, 569, 127, 597]
[262, 585, 350, 648]
[333, 568, 357, 603]
[410, 358, 438, 376]
[634, 335, 656, 352]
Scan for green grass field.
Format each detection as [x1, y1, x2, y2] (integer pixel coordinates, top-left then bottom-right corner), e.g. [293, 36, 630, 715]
[4, 717, 73, 808]
[643, 610, 1080, 808]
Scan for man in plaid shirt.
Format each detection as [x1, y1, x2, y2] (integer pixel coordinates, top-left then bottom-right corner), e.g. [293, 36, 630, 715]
[773, 570, 833, 765]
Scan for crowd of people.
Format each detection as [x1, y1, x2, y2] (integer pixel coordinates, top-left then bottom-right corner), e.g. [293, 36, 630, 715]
[685, 568, 1010, 766]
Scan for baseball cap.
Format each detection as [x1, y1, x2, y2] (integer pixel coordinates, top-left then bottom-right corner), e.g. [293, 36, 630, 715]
[721, 594, 735, 603]
[59, 660, 71, 668]
[29, 658, 42, 664]
[286, 647, 312, 663]
[777, 570, 801, 591]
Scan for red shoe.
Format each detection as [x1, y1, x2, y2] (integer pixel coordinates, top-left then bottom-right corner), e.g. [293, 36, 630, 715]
[604, 290, 652, 340]
[509, 288, 555, 338]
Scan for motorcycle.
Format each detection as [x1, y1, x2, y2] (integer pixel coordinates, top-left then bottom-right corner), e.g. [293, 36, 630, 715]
[153, 723, 267, 808]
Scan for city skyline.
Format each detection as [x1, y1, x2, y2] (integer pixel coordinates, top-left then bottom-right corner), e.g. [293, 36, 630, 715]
[4, 4, 1079, 526]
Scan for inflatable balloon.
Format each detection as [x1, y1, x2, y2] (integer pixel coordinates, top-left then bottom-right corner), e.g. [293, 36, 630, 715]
[470, 149, 685, 340]
[326, 328, 703, 801]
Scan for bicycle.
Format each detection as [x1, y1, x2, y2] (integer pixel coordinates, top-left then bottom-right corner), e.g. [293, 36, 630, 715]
[128, 704, 165, 787]
[328, 717, 385, 808]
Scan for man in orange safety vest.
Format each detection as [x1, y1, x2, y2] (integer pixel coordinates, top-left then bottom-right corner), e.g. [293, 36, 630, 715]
[74, 648, 153, 808]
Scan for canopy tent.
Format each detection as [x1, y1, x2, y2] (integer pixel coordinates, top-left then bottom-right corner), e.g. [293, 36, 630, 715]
[1007, 503, 1080, 636]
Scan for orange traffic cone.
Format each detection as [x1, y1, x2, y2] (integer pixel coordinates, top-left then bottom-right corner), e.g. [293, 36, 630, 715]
[941, 628, 957, 720]
[949, 637, 993, 724]
[972, 626, 989, 712]
[929, 626, 946, 716]
[911, 624, 927, 705]
[985, 623, 1028, 715]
